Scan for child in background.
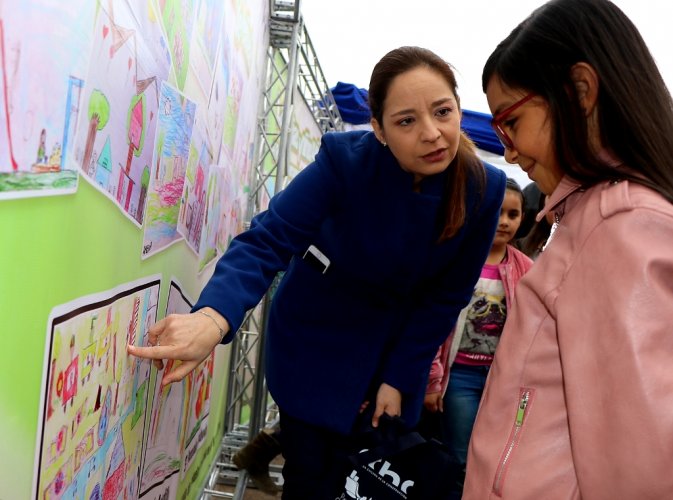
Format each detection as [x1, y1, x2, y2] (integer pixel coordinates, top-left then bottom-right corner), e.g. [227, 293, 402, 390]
[424, 178, 533, 500]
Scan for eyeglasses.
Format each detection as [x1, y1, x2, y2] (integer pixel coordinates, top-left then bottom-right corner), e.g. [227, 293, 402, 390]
[491, 93, 536, 150]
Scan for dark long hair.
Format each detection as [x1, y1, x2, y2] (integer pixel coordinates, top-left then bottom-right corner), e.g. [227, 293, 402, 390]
[516, 188, 551, 258]
[482, 0, 673, 202]
[369, 46, 485, 240]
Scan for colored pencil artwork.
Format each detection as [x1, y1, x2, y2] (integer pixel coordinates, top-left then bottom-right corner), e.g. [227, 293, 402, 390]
[34, 276, 160, 500]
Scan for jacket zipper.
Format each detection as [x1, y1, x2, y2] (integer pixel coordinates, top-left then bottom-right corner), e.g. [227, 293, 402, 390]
[493, 388, 533, 496]
[542, 213, 561, 252]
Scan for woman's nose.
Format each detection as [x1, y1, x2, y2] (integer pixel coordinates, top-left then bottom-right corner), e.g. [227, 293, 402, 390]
[420, 120, 441, 142]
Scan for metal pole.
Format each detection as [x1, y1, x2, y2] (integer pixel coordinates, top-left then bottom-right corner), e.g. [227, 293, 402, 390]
[273, 17, 302, 194]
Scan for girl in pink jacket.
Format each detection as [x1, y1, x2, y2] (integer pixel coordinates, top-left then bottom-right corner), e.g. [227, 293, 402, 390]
[465, 0, 673, 498]
[424, 178, 533, 499]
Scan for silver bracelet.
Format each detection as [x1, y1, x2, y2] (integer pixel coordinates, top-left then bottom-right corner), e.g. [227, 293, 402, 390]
[198, 310, 226, 342]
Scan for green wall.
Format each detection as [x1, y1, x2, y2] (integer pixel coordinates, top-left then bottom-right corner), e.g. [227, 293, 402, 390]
[0, 175, 226, 498]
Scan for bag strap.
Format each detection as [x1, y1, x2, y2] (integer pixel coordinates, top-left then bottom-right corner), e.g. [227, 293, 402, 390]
[349, 430, 426, 466]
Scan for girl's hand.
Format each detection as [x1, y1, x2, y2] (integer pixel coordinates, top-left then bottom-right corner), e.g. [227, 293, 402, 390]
[372, 383, 402, 428]
[424, 392, 443, 413]
[127, 307, 228, 386]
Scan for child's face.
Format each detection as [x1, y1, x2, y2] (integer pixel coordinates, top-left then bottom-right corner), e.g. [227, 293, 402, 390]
[486, 77, 563, 195]
[493, 190, 523, 247]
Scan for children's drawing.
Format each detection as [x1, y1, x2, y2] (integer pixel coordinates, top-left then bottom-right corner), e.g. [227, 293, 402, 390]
[127, 0, 173, 72]
[139, 280, 192, 499]
[217, 0, 267, 214]
[287, 87, 321, 182]
[141, 81, 196, 259]
[219, 60, 242, 167]
[33, 276, 161, 500]
[0, 1, 96, 199]
[205, 32, 231, 165]
[177, 115, 213, 255]
[226, 0, 254, 78]
[158, 0, 195, 91]
[197, 165, 228, 271]
[181, 347, 214, 477]
[139, 279, 215, 497]
[188, 0, 226, 99]
[194, 0, 225, 70]
[74, 1, 169, 226]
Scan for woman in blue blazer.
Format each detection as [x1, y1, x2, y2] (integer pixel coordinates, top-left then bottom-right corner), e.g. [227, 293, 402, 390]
[129, 46, 506, 498]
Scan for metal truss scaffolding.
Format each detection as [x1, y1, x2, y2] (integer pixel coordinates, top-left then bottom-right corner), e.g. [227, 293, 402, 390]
[201, 1, 342, 498]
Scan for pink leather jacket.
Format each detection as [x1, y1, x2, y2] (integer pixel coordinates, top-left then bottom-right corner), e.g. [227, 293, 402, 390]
[463, 176, 673, 500]
[426, 245, 533, 397]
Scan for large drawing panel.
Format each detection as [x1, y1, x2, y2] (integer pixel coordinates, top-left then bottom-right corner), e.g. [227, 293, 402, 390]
[33, 276, 161, 500]
[74, 1, 168, 226]
[141, 81, 196, 259]
[139, 280, 193, 499]
[0, 1, 95, 199]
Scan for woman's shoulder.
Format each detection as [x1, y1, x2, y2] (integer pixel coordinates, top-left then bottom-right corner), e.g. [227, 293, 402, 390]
[481, 162, 507, 193]
[318, 130, 378, 160]
[467, 161, 507, 211]
[313, 130, 386, 178]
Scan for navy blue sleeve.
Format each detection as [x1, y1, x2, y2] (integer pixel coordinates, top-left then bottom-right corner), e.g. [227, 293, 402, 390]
[381, 166, 506, 394]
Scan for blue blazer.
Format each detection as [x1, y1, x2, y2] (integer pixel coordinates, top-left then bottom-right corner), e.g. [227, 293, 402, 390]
[194, 131, 506, 434]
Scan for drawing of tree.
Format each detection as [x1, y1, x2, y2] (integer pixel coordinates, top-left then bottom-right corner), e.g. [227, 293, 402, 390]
[81, 90, 110, 172]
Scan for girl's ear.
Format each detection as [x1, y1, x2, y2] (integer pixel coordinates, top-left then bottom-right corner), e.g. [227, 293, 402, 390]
[571, 62, 603, 151]
[370, 118, 386, 146]
[570, 62, 599, 116]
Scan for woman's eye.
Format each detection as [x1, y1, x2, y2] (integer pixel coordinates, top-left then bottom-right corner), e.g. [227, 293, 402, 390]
[502, 118, 516, 130]
[436, 107, 451, 117]
[398, 117, 414, 126]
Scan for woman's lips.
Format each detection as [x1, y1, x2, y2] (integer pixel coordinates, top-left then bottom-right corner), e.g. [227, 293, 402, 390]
[422, 148, 447, 163]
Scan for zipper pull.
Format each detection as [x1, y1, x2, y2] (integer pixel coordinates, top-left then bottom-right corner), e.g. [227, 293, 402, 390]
[542, 212, 560, 252]
[515, 391, 530, 426]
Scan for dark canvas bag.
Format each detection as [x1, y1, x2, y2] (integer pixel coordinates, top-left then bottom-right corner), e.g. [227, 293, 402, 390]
[334, 415, 455, 500]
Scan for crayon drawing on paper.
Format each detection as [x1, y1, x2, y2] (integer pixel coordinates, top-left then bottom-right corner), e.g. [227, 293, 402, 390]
[0, 1, 96, 199]
[139, 279, 215, 497]
[158, 0, 195, 91]
[177, 116, 213, 256]
[33, 276, 160, 499]
[141, 81, 196, 259]
[139, 279, 193, 499]
[74, 1, 168, 226]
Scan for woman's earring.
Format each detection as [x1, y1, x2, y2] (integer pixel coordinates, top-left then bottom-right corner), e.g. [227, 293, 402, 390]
[381, 141, 387, 147]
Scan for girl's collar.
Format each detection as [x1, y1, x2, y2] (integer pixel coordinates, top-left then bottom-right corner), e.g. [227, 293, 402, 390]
[535, 176, 582, 222]
[536, 148, 624, 222]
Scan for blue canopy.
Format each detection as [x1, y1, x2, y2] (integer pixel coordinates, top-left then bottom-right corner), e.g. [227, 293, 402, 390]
[330, 81, 371, 124]
[331, 82, 504, 155]
[461, 109, 504, 156]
